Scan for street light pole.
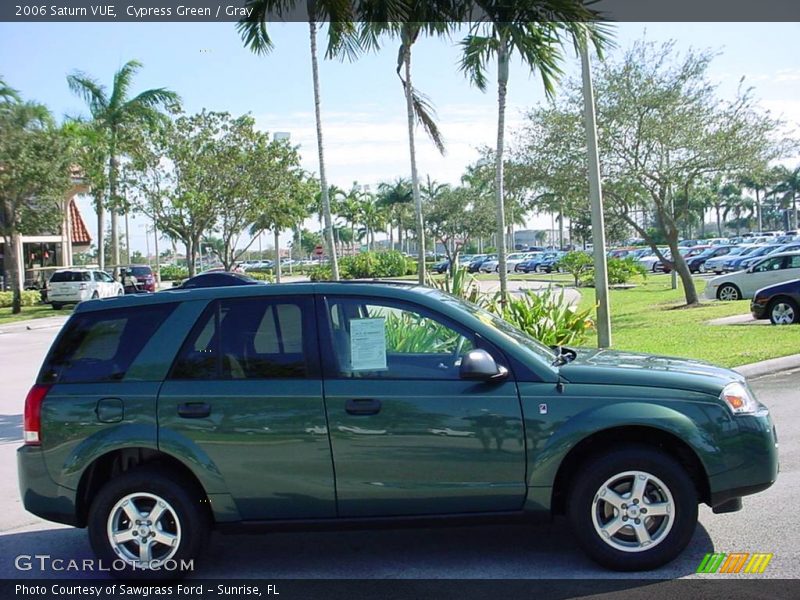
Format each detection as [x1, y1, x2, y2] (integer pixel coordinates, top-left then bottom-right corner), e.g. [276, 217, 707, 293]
[581, 39, 612, 348]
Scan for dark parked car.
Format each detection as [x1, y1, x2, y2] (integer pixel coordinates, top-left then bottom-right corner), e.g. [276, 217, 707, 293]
[686, 246, 732, 274]
[19, 283, 778, 577]
[467, 254, 494, 273]
[751, 278, 800, 324]
[433, 259, 450, 274]
[173, 271, 261, 289]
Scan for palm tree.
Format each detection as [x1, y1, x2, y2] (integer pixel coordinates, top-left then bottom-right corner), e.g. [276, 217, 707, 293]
[0, 76, 20, 103]
[357, 193, 387, 252]
[335, 184, 364, 255]
[67, 60, 179, 273]
[458, 4, 609, 297]
[358, 2, 458, 283]
[239, 1, 358, 281]
[377, 178, 413, 252]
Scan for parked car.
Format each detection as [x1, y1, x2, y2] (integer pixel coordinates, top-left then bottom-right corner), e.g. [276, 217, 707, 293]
[467, 254, 493, 273]
[704, 251, 800, 301]
[751, 279, 800, 325]
[703, 245, 759, 274]
[686, 245, 734, 274]
[171, 271, 262, 289]
[718, 245, 770, 272]
[433, 259, 450, 274]
[119, 265, 156, 294]
[538, 251, 567, 273]
[47, 268, 124, 309]
[516, 252, 551, 273]
[480, 252, 534, 273]
[19, 282, 778, 577]
[736, 244, 790, 271]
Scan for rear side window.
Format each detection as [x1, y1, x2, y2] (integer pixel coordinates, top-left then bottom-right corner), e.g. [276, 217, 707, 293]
[50, 271, 90, 283]
[40, 304, 177, 384]
[129, 267, 152, 277]
[170, 297, 314, 380]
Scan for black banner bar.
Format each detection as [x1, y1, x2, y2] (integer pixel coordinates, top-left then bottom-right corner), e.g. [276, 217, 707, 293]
[2, 1, 800, 23]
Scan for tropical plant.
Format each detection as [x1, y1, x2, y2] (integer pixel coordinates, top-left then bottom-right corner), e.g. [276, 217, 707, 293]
[238, 1, 359, 280]
[67, 60, 179, 273]
[426, 267, 484, 305]
[377, 177, 413, 252]
[485, 288, 594, 347]
[774, 165, 800, 231]
[458, 4, 609, 299]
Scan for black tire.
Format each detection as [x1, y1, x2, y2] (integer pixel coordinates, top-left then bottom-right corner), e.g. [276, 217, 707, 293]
[768, 297, 799, 325]
[716, 283, 741, 301]
[51, 303, 63, 310]
[88, 467, 210, 580]
[567, 445, 698, 571]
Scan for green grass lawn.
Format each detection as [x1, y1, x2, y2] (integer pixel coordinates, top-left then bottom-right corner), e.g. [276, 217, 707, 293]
[0, 304, 70, 326]
[577, 277, 798, 368]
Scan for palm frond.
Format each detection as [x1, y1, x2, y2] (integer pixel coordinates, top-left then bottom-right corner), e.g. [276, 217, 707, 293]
[67, 72, 108, 117]
[409, 86, 446, 155]
[109, 60, 143, 110]
[236, 0, 284, 55]
[0, 76, 21, 103]
[127, 88, 181, 111]
[458, 34, 495, 92]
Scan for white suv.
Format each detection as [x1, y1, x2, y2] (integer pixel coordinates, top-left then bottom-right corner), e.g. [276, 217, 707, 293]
[48, 269, 123, 310]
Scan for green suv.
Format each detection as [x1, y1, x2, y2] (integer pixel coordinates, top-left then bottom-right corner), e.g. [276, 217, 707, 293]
[18, 283, 778, 576]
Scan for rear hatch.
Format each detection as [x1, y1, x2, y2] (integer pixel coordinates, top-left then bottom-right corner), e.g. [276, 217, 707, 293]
[48, 271, 91, 300]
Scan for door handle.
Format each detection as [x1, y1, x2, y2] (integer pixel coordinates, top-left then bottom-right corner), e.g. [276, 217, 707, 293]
[345, 398, 382, 416]
[177, 402, 211, 418]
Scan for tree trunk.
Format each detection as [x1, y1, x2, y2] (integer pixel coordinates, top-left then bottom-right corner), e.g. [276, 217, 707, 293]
[274, 229, 282, 283]
[401, 35, 426, 285]
[494, 41, 510, 298]
[109, 152, 120, 275]
[95, 195, 105, 270]
[309, 19, 339, 280]
[7, 230, 22, 313]
[756, 187, 762, 232]
[185, 241, 194, 278]
[715, 205, 722, 237]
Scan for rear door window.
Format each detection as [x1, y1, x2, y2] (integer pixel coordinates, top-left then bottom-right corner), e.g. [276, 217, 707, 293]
[170, 297, 316, 380]
[40, 303, 177, 383]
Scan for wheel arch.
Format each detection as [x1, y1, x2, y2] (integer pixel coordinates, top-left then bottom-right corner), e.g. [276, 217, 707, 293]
[716, 282, 741, 300]
[75, 448, 212, 528]
[549, 426, 711, 516]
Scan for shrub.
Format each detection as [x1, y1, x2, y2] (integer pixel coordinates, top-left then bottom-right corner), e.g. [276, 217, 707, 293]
[247, 271, 275, 283]
[582, 256, 646, 286]
[159, 265, 189, 281]
[557, 251, 594, 286]
[485, 288, 594, 347]
[0, 291, 41, 308]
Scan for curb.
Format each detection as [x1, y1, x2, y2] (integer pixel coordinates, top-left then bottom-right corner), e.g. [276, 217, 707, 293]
[734, 354, 800, 379]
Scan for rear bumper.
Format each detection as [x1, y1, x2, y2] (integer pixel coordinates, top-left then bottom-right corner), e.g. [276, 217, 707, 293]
[17, 446, 79, 527]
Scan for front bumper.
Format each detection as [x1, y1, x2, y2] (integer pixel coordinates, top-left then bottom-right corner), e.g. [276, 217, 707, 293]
[708, 410, 779, 509]
[750, 299, 768, 320]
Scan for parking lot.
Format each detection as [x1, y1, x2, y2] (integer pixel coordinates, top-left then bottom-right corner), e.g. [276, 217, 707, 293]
[0, 321, 797, 580]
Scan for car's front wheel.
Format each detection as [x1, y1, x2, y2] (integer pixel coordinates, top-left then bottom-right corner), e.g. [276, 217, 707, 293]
[88, 467, 210, 579]
[568, 446, 697, 571]
[769, 297, 799, 325]
[717, 283, 741, 301]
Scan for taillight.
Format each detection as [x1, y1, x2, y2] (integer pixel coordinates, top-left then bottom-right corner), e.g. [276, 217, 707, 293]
[79, 283, 88, 290]
[23, 384, 51, 445]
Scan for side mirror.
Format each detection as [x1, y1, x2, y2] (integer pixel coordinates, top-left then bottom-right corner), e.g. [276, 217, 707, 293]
[460, 349, 508, 381]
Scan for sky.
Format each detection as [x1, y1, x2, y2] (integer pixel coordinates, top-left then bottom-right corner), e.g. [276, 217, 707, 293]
[2, 21, 800, 253]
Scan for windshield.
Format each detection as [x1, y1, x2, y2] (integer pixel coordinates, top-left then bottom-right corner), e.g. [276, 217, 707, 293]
[50, 271, 90, 283]
[435, 292, 557, 363]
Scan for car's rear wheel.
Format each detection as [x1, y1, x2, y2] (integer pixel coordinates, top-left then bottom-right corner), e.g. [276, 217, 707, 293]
[91, 291, 99, 299]
[568, 446, 697, 571]
[717, 283, 741, 301]
[88, 467, 209, 580]
[51, 303, 63, 310]
[769, 297, 799, 325]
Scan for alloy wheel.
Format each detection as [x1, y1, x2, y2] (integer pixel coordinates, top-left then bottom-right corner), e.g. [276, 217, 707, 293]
[591, 470, 675, 553]
[107, 492, 181, 568]
[771, 302, 796, 325]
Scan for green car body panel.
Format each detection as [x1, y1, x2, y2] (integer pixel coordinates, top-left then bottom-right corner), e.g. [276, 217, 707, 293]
[18, 283, 778, 534]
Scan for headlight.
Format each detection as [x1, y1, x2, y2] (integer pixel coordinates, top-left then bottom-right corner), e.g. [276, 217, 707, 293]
[720, 382, 758, 415]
